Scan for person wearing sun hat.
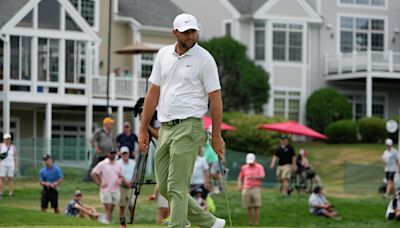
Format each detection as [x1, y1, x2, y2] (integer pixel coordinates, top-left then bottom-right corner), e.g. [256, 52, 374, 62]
[237, 153, 265, 226]
[83, 117, 117, 181]
[138, 13, 225, 228]
[0, 133, 18, 198]
[382, 138, 400, 198]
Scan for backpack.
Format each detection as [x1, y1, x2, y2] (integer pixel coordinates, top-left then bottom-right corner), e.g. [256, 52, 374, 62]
[0, 146, 10, 160]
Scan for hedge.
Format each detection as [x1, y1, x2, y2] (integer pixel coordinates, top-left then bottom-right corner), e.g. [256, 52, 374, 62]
[357, 116, 387, 143]
[222, 112, 284, 156]
[324, 119, 357, 144]
[306, 88, 352, 132]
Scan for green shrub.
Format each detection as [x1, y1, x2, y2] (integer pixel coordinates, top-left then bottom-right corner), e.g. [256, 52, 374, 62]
[306, 88, 352, 132]
[222, 112, 283, 156]
[324, 119, 357, 144]
[357, 117, 387, 143]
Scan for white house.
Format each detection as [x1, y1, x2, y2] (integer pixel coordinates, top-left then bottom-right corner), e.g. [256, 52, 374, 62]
[174, 0, 400, 123]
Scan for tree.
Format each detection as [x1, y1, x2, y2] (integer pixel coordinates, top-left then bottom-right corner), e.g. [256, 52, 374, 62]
[306, 88, 352, 132]
[201, 37, 270, 113]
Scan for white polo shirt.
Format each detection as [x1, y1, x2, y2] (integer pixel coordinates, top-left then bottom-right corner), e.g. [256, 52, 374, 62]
[149, 43, 221, 122]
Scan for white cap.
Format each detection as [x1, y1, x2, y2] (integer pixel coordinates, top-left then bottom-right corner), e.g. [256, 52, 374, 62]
[173, 13, 200, 32]
[3, 133, 11, 139]
[385, 138, 393, 146]
[300, 149, 305, 155]
[120, 146, 130, 153]
[246, 153, 256, 164]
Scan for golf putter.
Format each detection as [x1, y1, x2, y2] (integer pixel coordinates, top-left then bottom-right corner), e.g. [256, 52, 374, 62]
[218, 159, 233, 227]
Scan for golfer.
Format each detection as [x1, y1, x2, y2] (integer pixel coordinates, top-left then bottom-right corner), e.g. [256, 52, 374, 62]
[138, 13, 225, 228]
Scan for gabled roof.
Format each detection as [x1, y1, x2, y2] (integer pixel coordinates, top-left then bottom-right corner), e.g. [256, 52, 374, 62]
[0, 0, 30, 29]
[227, 0, 269, 15]
[118, 0, 183, 28]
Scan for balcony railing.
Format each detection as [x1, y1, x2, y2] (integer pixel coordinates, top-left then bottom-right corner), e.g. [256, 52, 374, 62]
[325, 50, 400, 77]
[92, 75, 149, 100]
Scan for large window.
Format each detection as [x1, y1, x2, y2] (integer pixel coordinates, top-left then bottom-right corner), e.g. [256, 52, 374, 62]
[141, 53, 155, 78]
[254, 22, 265, 60]
[65, 40, 86, 84]
[273, 90, 301, 121]
[38, 38, 59, 82]
[273, 23, 303, 62]
[0, 41, 3, 81]
[346, 94, 385, 120]
[70, 0, 96, 27]
[52, 122, 86, 161]
[225, 22, 231, 37]
[340, 17, 384, 53]
[340, 0, 385, 6]
[10, 36, 31, 80]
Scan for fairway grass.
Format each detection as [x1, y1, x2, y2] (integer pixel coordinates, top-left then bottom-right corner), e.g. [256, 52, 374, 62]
[1, 143, 399, 227]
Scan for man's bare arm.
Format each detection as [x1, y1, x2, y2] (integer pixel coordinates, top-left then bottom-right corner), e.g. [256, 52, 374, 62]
[208, 90, 225, 158]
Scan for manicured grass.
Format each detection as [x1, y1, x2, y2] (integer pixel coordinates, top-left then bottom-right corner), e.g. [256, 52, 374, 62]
[0, 143, 398, 227]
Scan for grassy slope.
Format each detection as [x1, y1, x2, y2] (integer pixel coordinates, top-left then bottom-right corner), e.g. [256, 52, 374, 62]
[0, 143, 398, 227]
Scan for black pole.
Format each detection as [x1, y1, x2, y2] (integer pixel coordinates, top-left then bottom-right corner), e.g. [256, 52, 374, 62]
[106, 0, 113, 116]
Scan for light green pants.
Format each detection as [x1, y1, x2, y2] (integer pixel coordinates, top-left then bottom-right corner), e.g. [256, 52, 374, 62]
[155, 118, 217, 228]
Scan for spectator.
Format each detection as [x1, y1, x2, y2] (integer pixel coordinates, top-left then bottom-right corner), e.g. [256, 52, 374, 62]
[116, 121, 138, 159]
[84, 117, 116, 181]
[297, 149, 318, 192]
[386, 186, 400, 221]
[237, 153, 265, 226]
[269, 135, 296, 196]
[64, 190, 100, 220]
[190, 147, 210, 200]
[91, 147, 122, 224]
[117, 146, 136, 220]
[149, 185, 170, 225]
[0, 133, 18, 197]
[308, 186, 339, 220]
[382, 138, 400, 198]
[39, 154, 64, 213]
[193, 188, 208, 211]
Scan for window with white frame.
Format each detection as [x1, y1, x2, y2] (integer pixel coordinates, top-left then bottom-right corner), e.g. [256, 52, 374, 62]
[254, 22, 265, 60]
[346, 94, 385, 120]
[273, 23, 303, 62]
[273, 90, 301, 121]
[340, 0, 385, 6]
[65, 40, 86, 84]
[340, 16, 384, 53]
[38, 38, 59, 82]
[52, 122, 86, 161]
[70, 0, 96, 28]
[10, 36, 31, 81]
[141, 53, 155, 78]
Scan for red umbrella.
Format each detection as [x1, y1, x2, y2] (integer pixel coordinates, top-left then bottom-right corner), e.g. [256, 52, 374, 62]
[258, 121, 327, 140]
[203, 115, 236, 131]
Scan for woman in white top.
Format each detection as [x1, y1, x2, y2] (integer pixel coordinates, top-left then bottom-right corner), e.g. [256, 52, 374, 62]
[0, 133, 18, 197]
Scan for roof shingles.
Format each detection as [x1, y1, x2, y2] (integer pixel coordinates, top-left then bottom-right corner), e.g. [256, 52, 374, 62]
[228, 0, 269, 15]
[0, 0, 30, 29]
[118, 0, 183, 28]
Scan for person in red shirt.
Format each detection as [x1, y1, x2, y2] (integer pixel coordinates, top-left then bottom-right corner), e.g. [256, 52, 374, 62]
[237, 153, 265, 226]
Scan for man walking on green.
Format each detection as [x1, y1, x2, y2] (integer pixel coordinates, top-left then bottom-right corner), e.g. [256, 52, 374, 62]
[138, 13, 226, 228]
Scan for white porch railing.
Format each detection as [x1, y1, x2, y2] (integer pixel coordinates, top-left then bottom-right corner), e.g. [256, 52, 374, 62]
[92, 75, 149, 100]
[325, 50, 400, 77]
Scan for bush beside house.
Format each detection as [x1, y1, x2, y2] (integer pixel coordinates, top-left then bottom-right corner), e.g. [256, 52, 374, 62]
[357, 117, 387, 143]
[306, 88, 352, 133]
[222, 112, 283, 156]
[324, 120, 357, 144]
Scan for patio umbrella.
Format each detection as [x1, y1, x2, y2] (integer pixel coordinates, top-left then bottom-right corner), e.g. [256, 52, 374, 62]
[258, 121, 327, 140]
[203, 115, 236, 131]
[115, 42, 159, 55]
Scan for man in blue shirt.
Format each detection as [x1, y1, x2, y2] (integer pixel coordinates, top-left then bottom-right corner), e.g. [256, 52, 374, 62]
[39, 154, 64, 213]
[116, 122, 138, 159]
